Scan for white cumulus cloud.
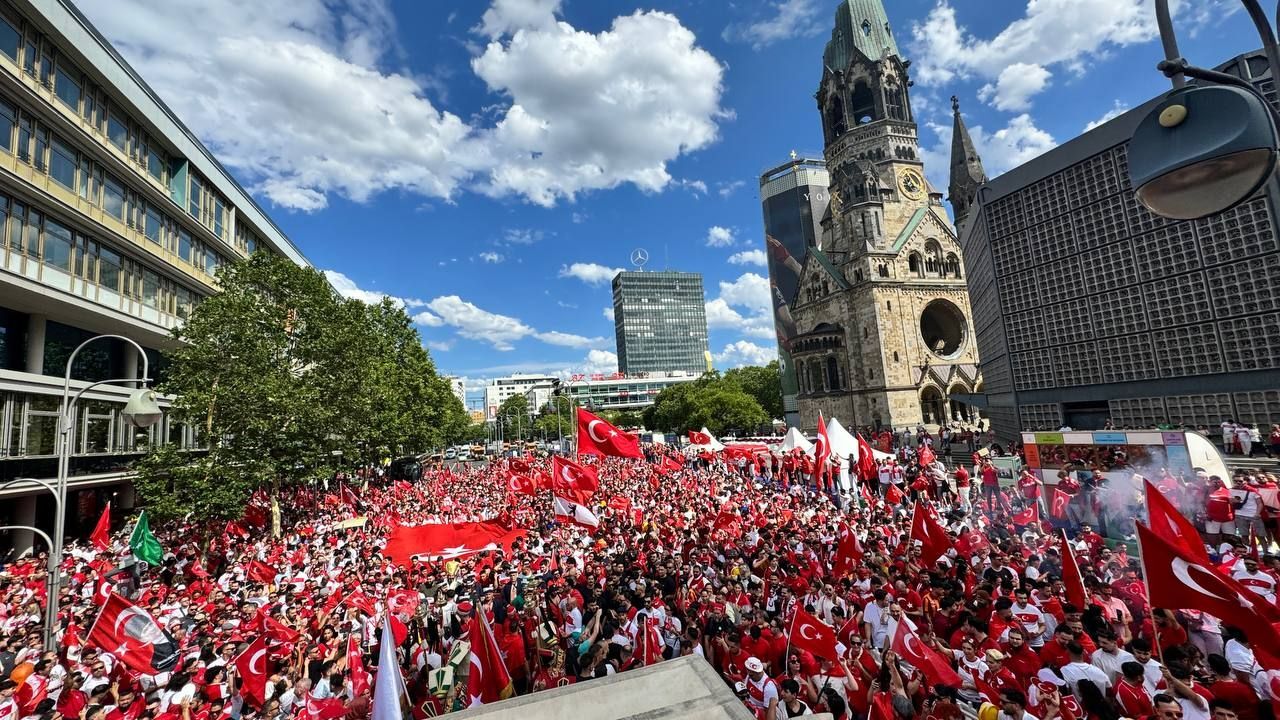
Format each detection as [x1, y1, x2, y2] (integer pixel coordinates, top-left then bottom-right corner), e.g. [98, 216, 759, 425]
[976, 62, 1050, 111]
[324, 269, 428, 311]
[477, 251, 505, 263]
[706, 225, 736, 247]
[559, 262, 623, 286]
[79, 0, 727, 211]
[582, 349, 619, 374]
[704, 298, 745, 329]
[717, 272, 771, 314]
[715, 341, 776, 368]
[603, 307, 615, 322]
[921, 113, 1056, 193]
[1084, 100, 1130, 132]
[723, 0, 825, 50]
[728, 249, 767, 266]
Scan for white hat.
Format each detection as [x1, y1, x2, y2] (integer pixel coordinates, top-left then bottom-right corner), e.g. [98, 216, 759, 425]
[744, 657, 764, 673]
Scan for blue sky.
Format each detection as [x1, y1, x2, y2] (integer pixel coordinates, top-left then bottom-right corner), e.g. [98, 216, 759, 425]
[80, 0, 1252, 407]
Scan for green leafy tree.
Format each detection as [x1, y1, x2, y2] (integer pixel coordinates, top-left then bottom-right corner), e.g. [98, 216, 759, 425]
[644, 375, 767, 436]
[724, 361, 783, 420]
[496, 394, 531, 441]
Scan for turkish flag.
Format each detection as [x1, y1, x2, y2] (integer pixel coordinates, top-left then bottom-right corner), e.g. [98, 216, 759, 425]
[789, 606, 839, 661]
[1012, 502, 1039, 526]
[466, 608, 514, 706]
[86, 592, 180, 675]
[387, 589, 420, 617]
[918, 445, 936, 468]
[1059, 531, 1088, 610]
[341, 588, 378, 616]
[814, 412, 831, 488]
[16, 671, 47, 714]
[892, 621, 963, 689]
[577, 407, 642, 458]
[1136, 522, 1280, 668]
[347, 634, 369, 696]
[832, 522, 864, 577]
[1144, 479, 1211, 565]
[1050, 488, 1071, 519]
[659, 455, 683, 474]
[382, 520, 526, 567]
[856, 433, 877, 481]
[506, 472, 538, 496]
[302, 694, 346, 720]
[90, 502, 111, 552]
[340, 483, 359, 506]
[884, 483, 904, 506]
[909, 503, 952, 566]
[509, 456, 532, 474]
[608, 496, 633, 511]
[245, 560, 276, 585]
[234, 636, 269, 706]
[552, 455, 599, 498]
[689, 430, 711, 445]
[954, 530, 990, 556]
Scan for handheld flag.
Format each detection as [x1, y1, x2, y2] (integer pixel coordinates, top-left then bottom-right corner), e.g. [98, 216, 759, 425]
[576, 407, 642, 458]
[90, 502, 111, 552]
[789, 606, 839, 661]
[128, 511, 162, 566]
[233, 636, 269, 706]
[86, 592, 180, 675]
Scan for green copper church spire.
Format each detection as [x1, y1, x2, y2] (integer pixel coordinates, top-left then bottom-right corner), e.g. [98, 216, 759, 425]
[822, 0, 901, 71]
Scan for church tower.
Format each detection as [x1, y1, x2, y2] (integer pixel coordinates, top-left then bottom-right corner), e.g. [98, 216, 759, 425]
[948, 96, 987, 227]
[788, 0, 981, 433]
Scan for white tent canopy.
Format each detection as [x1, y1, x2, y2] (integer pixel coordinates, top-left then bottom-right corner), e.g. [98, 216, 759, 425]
[824, 417, 858, 461]
[690, 426, 725, 451]
[779, 427, 813, 454]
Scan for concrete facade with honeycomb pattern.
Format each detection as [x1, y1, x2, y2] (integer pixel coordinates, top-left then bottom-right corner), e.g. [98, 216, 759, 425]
[956, 49, 1280, 442]
[789, 0, 981, 434]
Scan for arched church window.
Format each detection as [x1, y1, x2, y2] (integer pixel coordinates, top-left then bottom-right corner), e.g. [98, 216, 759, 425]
[885, 83, 905, 121]
[850, 82, 876, 125]
[826, 98, 847, 140]
[945, 253, 963, 278]
[826, 356, 842, 391]
[908, 253, 921, 275]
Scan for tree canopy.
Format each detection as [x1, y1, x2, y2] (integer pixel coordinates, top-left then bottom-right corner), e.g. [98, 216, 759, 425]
[642, 370, 769, 436]
[723, 361, 783, 420]
[134, 252, 467, 521]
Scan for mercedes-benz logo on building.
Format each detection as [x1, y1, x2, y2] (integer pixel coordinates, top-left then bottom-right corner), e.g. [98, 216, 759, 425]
[630, 248, 649, 268]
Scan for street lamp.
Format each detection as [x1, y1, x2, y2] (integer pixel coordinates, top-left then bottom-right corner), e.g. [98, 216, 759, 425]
[48, 334, 161, 650]
[1132, 0, 1280, 219]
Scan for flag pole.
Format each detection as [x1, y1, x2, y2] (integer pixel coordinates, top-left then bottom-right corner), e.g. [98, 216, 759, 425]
[1132, 521, 1166, 664]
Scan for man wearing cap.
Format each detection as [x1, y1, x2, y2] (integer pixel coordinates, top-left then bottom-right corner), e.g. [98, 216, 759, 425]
[743, 656, 779, 720]
[985, 649, 1022, 696]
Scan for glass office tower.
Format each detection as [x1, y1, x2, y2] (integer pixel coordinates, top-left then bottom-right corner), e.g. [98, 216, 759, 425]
[612, 271, 709, 375]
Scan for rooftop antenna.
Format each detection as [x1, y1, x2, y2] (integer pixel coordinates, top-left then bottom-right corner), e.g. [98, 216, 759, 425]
[664, 243, 669, 270]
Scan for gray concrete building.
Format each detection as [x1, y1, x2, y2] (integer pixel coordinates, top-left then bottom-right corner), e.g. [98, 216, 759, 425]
[955, 49, 1280, 441]
[612, 270, 709, 376]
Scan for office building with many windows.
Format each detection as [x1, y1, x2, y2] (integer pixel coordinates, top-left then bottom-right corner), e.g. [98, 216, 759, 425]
[0, 0, 308, 549]
[612, 271, 709, 376]
[484, 373, 558, 420]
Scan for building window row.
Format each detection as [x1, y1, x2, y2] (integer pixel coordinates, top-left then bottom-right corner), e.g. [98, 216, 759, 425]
[0, 192, 203, 320]
[0, 91, 230, 278]
[0, 5, 264, 255]
[0, 391, 206, 458]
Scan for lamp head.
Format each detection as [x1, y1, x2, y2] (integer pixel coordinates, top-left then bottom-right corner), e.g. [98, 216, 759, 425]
[1129, 84, 1278, 220]
[121, 389, 163, 428]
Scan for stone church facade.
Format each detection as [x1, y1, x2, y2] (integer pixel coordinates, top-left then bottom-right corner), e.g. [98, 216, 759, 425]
[789, 0, 983, 432]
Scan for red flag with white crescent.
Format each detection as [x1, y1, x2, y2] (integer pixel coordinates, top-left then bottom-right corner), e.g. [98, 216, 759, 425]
[466, 607, 514, 706]
[90, 502, 112, 552]
[576, 407, 642, 459]
[86, 592, 180, 675]
[788, 606, 838, 661]
[909, 502, 952, 566]
[347, 634, 369, 696]
[233, 636, 269, 706]
[688, 430, 711, 445]
[551, 455, 598, 499]
[1050, 488, 1071, 519]
[1144, 479, 1212, 565]
[506, 472, 538, 496]
[891, 621, 963, 689]
[1012, 502, 1039, 526]
[814, 413, 831, 488]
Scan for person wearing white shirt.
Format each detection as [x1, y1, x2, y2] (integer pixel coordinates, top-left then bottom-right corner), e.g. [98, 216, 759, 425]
[1232, 556, 1276, 602]
[1090, 633, 1135, 683]
[1061, 643, 1111, 694]
[862, 591, 891, 649]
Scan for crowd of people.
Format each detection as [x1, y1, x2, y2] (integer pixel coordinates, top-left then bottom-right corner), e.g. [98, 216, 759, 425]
[1, 433, 1279, 720]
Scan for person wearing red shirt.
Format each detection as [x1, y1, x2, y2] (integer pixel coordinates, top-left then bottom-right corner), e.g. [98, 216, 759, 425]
[985, 650, 1023, 695]
[981, 461, 1003, 515]
[1206, 477, 1236, 545]
[1018, 471, 1042, 503]
[1039, 626, 1078, 670]
[1113, 662, 1154, 720]
[955, 466, 972, 512]
[1206, 654, 1258, 720]
[1001, 628, 1044, 679]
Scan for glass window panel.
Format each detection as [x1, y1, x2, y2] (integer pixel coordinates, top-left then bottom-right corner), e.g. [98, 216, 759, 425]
[16, 115, 30, 162]
[0, 15, 18, 61]
[146, 145, 163, 182]
[204, 249, 217, 275]
[188, 176, 201, 218]
[107, 110, 126, 150]
[175, 286, 193, 319]
[143, 206, 161, 244]
[38, 50, 51, 87]
[7, 202, 22, 253]
[23, 211, 39, 257]
[25, 412, 56, 455]
[99, 247, 120, 290]
[43, 218, 71, 271]
[212, 196, 225, 238]
[21, 39, 33, 75]
[0, 98, 13, 152]
[54, 64, 80, 110]
[141, 269, 158, 307]
[177, 229, 191, 262]
[103, 174, 124, 219]
[49, 136, 75, 189]
[33, 127, 46, 171]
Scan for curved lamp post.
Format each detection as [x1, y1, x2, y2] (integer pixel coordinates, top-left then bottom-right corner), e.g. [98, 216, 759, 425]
[0, 476, 59, 647]
[46, 335, 162, 650]
[1133, 0, 1280, 219]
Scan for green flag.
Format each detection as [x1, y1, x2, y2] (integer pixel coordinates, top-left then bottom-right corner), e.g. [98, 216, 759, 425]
[129, 510, 163, 566]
